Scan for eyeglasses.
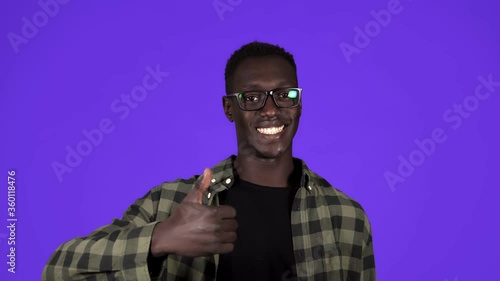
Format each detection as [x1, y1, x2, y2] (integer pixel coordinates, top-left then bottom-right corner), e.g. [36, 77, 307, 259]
[225, 87, 302, 111]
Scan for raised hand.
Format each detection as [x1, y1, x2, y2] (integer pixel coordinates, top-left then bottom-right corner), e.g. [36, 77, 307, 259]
[150, 168, 238, 258]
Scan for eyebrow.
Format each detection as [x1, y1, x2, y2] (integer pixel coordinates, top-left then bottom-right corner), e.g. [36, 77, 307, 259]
[241, 81, 296, 91]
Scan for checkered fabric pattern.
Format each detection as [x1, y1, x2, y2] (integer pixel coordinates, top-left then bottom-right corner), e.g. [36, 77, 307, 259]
[42, 155, 375, 280]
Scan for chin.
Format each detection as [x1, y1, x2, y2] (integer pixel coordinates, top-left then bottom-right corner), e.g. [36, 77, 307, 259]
[254, 144, 290, 159]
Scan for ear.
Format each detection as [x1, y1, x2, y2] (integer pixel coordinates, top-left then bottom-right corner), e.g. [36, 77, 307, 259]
[222, 97, 234, 122]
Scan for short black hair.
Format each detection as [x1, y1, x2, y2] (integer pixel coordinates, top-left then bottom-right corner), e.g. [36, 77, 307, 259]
[224, 41, 297, 92]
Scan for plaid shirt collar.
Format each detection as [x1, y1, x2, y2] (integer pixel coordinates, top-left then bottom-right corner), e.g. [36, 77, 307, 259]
[205, 155, 315, 202]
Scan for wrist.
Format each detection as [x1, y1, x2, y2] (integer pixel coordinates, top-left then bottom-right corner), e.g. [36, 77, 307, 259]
[150, 220, 175, 258]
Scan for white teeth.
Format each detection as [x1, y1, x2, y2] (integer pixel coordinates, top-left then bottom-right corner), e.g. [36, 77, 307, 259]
[257, 125, 285, 135]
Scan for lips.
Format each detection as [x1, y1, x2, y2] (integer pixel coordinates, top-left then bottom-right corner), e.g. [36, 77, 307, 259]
[256, 125, 285, 135]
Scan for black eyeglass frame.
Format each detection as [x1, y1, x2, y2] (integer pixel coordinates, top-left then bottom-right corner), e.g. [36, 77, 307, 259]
[225, 87, 303, 111]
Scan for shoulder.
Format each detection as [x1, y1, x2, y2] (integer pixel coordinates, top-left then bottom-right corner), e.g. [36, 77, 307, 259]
[306, 168, 370, 225]
[312, 171, 362, 208]
[154, 175, 199, 203]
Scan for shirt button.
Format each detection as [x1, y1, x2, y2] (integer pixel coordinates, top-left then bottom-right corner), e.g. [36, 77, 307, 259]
[225, 178, 232, 184]
[211, 178, 216, 183]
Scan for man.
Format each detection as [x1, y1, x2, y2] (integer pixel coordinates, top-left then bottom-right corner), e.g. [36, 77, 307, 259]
[42, 42, 376, 281]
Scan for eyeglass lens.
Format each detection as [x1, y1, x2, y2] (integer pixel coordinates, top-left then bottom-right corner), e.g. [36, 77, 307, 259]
[237, 88, 300, 110]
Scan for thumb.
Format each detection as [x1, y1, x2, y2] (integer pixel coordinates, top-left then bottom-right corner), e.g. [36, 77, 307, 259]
[184, 168, 212, 204]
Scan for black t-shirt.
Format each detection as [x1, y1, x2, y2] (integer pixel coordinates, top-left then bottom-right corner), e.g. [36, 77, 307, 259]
[216, 178, 299, 281]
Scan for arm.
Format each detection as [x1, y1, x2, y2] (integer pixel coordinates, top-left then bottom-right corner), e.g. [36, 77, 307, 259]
[42, 186, 163, 281]
[359, 213, 376, 281]
[42, 169, 237, 281]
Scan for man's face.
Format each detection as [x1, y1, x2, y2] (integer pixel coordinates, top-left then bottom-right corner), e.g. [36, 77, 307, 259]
[223, 55, 301, 159]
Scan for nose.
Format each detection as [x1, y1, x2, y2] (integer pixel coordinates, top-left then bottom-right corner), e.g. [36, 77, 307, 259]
[259, 94, 280, 117]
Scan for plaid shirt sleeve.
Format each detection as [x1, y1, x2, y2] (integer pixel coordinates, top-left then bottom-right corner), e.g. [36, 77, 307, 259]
[42, 185, 166, 281]
[331, 185, 376, 281]
[288, 166, 376, 281]
[360, 211, 376, 281]
[327, 183, 376, 281]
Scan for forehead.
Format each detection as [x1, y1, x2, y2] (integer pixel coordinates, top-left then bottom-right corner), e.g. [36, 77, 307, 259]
[231, 56, 297, 90]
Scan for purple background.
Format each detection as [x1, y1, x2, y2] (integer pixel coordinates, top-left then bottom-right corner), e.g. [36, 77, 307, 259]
[1, 0, 499, 280]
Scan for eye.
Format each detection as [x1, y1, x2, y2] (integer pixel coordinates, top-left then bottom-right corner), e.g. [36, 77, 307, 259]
[278, 92, 289, 98]
[241, 92, 261, 103]
[276, 89, 298, 99]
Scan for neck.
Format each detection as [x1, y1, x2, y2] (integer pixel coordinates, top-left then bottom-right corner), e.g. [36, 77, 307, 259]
[234, 151, 299, 188]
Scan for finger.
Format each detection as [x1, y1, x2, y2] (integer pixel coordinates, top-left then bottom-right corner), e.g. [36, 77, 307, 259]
[216, 205, 237, 219]
[218, 231, 237, 243]
[184, 168, 213, 204]
[205, 233, 236, 254]
[221, 219, 238, 232]
[214, 243, 235, 254]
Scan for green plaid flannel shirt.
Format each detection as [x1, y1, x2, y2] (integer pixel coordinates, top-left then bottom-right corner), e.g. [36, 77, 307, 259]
[43, 155, 375, 280]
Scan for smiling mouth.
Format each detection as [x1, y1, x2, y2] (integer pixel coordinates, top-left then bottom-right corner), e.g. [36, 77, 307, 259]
[256, 125, 285, 135]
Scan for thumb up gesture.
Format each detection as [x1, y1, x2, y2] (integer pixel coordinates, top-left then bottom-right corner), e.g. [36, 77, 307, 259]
[151, 168, 238, 258]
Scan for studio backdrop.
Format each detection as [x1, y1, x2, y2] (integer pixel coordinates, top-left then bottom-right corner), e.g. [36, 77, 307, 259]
[1, 0, 499, 280]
